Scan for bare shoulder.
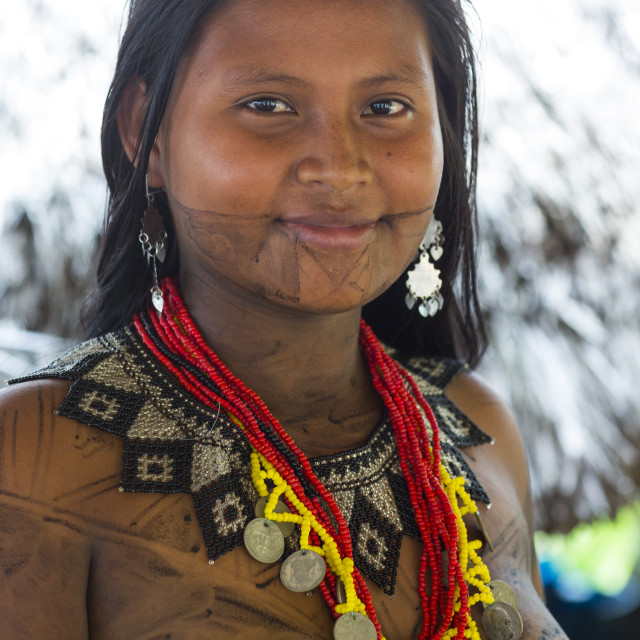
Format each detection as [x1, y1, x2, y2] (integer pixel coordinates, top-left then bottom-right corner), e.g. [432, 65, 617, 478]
[0, 378, 72, 492]
[0, 376, 72, 416]
[445, 367, 520, 443]
[444, 369, 569, 640]
[0, 376, 127, 521]
[0, 379, 93, 639]
[0, 378, 124, 497]
[444, 368, 533, 566]
[445, 369, 529, 504]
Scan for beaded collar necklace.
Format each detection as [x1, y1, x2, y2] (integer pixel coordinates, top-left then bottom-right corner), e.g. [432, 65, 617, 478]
[133, 278, 494, 640]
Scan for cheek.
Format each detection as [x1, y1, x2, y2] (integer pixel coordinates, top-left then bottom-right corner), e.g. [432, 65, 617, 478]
[380, 129, 444, 212]
[171, 200, 266, 262]
[160, 118, 283, 213]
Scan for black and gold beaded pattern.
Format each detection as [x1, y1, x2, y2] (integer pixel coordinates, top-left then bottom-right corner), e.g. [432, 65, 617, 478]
[12, 326, 491, 596]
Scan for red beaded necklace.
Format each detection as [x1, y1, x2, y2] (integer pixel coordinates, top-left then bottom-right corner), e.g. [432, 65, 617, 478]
[133, 277, 470, 639]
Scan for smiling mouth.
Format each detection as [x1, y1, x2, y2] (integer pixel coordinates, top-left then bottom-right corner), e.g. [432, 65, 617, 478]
[280, 219, 377, 251]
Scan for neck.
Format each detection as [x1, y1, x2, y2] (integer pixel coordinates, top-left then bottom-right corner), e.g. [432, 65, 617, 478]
[181, 274, 383, 455]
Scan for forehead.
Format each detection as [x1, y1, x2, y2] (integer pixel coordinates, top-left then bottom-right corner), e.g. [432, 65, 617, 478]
[182, 0, 433, 85]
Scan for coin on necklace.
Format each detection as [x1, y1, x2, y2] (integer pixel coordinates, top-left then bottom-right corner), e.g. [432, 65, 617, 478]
[243, 518, 285, 563]
[482, 601, 524, 640]
[254, 496, 295, 537]
[483, 580, 519, 611]
[333, 612, 377, 640]
[280, 549, 326, 592]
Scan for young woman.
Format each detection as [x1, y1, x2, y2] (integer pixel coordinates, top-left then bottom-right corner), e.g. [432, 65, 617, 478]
[0, 0, 568, 638]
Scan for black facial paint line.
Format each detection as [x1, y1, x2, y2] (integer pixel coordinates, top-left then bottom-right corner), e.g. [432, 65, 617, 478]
[213, 592, 302, 630]
[70, 421, 114, 458]
[0, 502, 41, 536]
[341, 248, 375, 298]
[127, 494, 174, 530]
[502, 517, 532, 566]
[297, 241, 371, 287]
[272, 289, 302, 304]
[254, 231, 302, 299]
[181, 217, 235, 265]
[381, 204, 434, 223]
[255, 575, 279, 589]
[326, 405, 376, 426]
[171, 196, 270, 222]
[28, 388, 47, 497]
[68, 480, 123, 505]
[41, 515, 87, 536]
[347, 280, 366, 293]
[411, 607, 423, 637]
[146, 556, 184, 579]
[2, 554, 29, 579]
[337, 246, 373, 288]
[485, 526, 520, 563]
[251, 223, 290, 264]
[172, 192, 432, 226]
[54, 473, 121, 503]
[256, 563, 277, 576]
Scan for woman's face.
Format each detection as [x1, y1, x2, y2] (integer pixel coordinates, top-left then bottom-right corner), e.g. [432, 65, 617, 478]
[151, 0, 443, 315]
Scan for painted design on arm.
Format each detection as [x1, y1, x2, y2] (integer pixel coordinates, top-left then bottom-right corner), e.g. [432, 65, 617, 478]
[483, 512, 568, 640]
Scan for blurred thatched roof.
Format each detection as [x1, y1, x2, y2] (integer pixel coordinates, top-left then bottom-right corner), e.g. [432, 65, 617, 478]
[474, 0, 640, 530]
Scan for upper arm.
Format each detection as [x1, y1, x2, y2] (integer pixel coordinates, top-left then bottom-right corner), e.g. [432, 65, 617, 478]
[446, 370, 568, 640]
[0, 380, 91, 639]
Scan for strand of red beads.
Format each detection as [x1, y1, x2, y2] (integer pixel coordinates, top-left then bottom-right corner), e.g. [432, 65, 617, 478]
[161, 282, 352, 552]
[133, 277, 469, 639]
[135, 282, 374, 628]
[360, 322, 469, 638]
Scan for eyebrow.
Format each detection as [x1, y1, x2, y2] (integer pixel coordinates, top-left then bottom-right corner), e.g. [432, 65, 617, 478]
[222, 63, 430, 90]
[223, 66, 308, 89]
[355, 64, 431, 89]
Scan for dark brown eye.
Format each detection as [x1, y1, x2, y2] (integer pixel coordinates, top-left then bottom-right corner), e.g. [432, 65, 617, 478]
[244, 98, 294, 113]
[362, 99, 406, 116]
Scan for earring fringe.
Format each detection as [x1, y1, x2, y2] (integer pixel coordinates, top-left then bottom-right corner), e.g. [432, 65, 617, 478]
[139, 175, 168, 316]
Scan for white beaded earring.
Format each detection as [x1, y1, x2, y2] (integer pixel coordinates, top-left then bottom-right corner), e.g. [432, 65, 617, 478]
[405, 217, 444, 317]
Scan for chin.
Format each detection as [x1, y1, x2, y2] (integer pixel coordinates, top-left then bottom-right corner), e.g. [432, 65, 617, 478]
[267, 286, 390, 318]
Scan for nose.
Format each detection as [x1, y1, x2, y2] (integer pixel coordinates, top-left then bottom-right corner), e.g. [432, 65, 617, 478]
[294, 117, 373, 193]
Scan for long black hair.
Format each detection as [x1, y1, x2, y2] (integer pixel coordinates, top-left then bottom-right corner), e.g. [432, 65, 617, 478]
[86, 0, 486, 366]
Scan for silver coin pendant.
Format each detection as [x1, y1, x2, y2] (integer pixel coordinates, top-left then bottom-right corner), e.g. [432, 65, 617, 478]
[333, 612, 377, 640]
[280, 549, 326, 592]
[243, 518, 285, 564]
[254, 496, 295, 537]
[483, 579, 519, 611]
[482, 601, 524, 640]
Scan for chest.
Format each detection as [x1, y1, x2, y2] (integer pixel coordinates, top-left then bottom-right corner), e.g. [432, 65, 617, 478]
[86, 491, 424, 639]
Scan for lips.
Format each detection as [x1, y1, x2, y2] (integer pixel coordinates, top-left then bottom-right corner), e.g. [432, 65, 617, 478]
[280, 214, 377, 251]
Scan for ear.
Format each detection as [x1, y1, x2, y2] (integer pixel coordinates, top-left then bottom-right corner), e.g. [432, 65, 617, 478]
[116, 78, 165, 189]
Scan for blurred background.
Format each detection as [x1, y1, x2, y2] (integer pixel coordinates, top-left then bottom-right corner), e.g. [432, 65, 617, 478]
[1, 1, 639, 636]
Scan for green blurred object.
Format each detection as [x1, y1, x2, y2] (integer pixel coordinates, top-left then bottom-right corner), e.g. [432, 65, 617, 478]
[535, 502, 640, 596]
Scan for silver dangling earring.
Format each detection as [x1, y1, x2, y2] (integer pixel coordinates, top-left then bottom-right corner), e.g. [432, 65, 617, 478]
[405, 216, 444, 318]
[139, 175, 168, 316]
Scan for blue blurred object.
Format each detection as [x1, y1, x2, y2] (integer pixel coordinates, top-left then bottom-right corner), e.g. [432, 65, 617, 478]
[542, 558, 640, 639]
[536, 503, 640, 638]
